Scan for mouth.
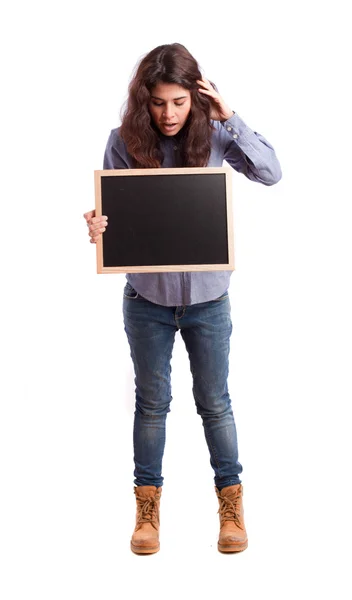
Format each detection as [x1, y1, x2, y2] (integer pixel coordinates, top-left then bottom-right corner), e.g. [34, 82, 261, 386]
[162, 123, 178, 130]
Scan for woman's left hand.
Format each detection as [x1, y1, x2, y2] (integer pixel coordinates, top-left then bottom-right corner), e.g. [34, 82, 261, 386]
[197, 77, 234, 121]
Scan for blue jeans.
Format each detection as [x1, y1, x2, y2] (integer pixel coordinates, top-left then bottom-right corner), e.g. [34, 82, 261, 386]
[123, 281, 243, 490]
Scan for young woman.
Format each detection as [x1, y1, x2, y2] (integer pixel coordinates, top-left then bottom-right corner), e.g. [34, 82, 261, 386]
[84, 43, 282, 555]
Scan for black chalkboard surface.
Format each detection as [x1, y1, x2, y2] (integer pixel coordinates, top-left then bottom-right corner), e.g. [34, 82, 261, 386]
[94, 167, 234, 273]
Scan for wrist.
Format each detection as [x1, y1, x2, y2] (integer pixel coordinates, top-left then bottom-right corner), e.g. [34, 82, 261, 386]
[221, 110, 235, 122]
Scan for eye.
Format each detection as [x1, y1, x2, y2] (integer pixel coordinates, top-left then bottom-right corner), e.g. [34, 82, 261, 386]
[152, 101, 163, 106]
[175, 102, 185, 107]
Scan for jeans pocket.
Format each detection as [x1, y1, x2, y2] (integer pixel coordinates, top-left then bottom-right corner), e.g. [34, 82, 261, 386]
[214, 290, 229, 302]
[123, 281, 140, 300]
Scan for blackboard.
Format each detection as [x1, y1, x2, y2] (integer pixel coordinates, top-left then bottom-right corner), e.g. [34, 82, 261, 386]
[94, 167, 234, 273]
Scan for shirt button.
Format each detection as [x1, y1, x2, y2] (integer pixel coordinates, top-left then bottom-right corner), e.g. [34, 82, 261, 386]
[227, 126, 232, 131]
[174, 146, 178, 150]
[233, 133, 238, 139]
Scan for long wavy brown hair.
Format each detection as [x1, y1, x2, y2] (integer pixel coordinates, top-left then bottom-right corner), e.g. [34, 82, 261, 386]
[119, 43, 215, 168]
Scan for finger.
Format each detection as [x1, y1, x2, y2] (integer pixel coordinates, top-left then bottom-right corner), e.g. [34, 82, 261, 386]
[198, 77, 214, 88]
[89, 222, 107, 233]
[198, 88, 218, 98]
[84, 210, 95, 222]
[89, 226, 106, 238]
[198, 78, 218, 94]
[89, 233, 101, 243]
[197, 81, 218, 96]
[89, 216, 108, 225]
[87, 220, 108, 231]
[196, 78, 210, 88]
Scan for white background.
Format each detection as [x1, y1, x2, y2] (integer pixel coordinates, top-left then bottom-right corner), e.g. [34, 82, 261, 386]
[1, 0, 351, 598]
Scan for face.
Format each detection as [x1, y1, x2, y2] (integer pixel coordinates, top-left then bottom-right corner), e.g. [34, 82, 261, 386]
[148, 82, 192, 136]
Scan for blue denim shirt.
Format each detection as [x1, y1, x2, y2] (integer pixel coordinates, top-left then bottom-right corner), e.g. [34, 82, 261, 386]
[103, 112, 282, 306]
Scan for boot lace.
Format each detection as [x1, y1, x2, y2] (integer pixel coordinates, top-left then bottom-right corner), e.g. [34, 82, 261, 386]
[135, 494, 160, 531]
[217, 491, 243, 529]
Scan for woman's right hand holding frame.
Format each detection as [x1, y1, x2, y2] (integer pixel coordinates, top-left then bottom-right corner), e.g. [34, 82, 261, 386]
[83, 210, 108, 244]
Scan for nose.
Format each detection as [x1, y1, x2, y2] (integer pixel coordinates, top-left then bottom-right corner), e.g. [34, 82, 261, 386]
[162, 104, 175, 120]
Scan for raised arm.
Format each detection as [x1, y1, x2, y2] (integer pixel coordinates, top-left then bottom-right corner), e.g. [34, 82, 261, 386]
[197, 77, 282, 186]
[220, 112, 282, 186]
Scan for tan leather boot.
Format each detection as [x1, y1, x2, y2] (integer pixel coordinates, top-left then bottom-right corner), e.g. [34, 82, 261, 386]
[130, 486, 162, 554]
[216, 484, 248, 552]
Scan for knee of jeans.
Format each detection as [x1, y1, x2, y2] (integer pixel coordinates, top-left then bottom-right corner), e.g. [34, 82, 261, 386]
[135, 393, 171, 417]
[194, 392, 232, 418]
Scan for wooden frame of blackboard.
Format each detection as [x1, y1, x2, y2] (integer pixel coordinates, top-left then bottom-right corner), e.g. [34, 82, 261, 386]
[94, 167, 234, 274]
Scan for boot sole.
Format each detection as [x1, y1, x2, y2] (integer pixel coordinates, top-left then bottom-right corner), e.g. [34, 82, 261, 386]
[218, 540, 248, 553]
[130, 542, 160, 555]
